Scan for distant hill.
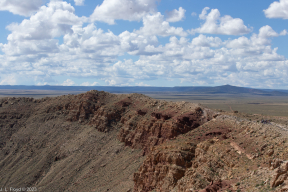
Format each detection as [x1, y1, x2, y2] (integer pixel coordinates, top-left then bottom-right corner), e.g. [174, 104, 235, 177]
[194, 85, 288, 95]
[0, 84, 287, 96]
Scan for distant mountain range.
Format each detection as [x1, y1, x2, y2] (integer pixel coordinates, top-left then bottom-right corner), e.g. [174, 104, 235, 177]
[0, 84, 288, 96]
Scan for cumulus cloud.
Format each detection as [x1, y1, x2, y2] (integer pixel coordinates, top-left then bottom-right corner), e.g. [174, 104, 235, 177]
[0, 0, 43, 16]
[62, 79, 75, 86]
[90, 0, 158, 24]
[166, 7, 185, 22]
[81, 82, 98, 86]
[223, 25, 282, 49]
[191, 12, 197, 17]
[1, 1, 86, 56]
[225, 25, 286, 63]
[264, 0, 288, 19]
[2, 21, 287, 87]
[0, 1, 287, 88]
[119, 30, 159, 55]
[280, 29, 288, 36]
[199, 7, 210, 20]
[36, 82, 48, 85]
[1, 25, 288, 87]
[191, 34, 222, 47]
[74, 0, 84, 6]
[6, 1, 85, 41]
[136, 12, 187, 36]
[105, 79, 117, 86]
[62, 23, 122, 61]
[226, 26, 283, 50]
[2, 39, 59, 56]
[115, 26, 287, 87]
[0, 74, 17, 85]
[190, 7, 252, 35]
[135, 82, 150, 86]
[258, 25, 279, 38]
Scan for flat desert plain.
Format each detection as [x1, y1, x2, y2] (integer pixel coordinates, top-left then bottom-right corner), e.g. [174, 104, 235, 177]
[147, 93, 288, 117]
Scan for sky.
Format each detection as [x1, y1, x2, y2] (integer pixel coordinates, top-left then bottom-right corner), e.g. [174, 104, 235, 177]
[0, 0, 287, 88]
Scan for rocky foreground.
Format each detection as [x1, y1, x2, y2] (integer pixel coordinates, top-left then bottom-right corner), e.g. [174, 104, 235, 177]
[1, 90, 288, 192]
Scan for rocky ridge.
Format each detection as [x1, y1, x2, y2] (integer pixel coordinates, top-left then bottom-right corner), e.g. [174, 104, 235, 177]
[0, 90, 288, 191]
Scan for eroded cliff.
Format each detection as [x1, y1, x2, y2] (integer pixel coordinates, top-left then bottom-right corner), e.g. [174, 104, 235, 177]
[1, 91, 288, 191]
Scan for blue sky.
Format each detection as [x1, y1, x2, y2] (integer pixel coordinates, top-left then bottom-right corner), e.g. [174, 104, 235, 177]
[0, 0, 287, 88]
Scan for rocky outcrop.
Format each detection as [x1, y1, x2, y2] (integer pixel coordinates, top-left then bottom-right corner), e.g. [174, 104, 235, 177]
[133, 142, 196, 192]
[199, 180, 231, 192]
[3, 91, 288, 192]
[117, 99, 213, 154]
[9, 90, 214, 158]
[133, 135, 234, 192]
[133, 116, 263, 192]
[119, 108, 207, 154]
[270, 159, 288, 188]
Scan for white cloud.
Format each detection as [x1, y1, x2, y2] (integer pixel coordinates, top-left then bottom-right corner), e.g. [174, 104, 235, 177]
[224, 25, 281, 50]
[81, 82, 98, 86]
[0, 74, 17, 85]
[105, 79, 117, 85]
[2, 39, 59, 56]
[62, 23, 122, 60]
[190, 7, 252, 35]
[62, 79, 75, 86]
[119, 30, 159, 55]
[225, 26, 285, 55]
[6, 1, 85, 41]
[199, 7, 210, 20]
[74, 0, 84, 6]
[225, 36, 250, 48]
[0, 0, 43, 16]
[191, 34, 222, 47]
[166, 7, 185, 22]
[1, 22, 287, 87]
[191, 12, 197, 17]
[109, 59, 147, 79]
[90, 0, 158, 24]
[280, 29, 288, 36]
[136, 12, 187, 36]
[258, 25, 278, 38]
[264, 0, 288, 19]
[37, 82, 48, 85]
[0, 1, 288, 88]
[135, 82, 150, 86]
[1, 1, 86, 56]
[114, 26, 287, 87]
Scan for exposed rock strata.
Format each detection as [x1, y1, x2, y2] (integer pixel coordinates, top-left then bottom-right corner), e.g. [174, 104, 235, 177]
[41, 91, 214, 154]
[0, 91, 214, 192]
[1, 91, 288, 191]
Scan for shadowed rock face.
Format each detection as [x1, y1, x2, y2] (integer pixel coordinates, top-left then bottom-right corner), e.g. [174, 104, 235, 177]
[1, 90, 288, 192]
